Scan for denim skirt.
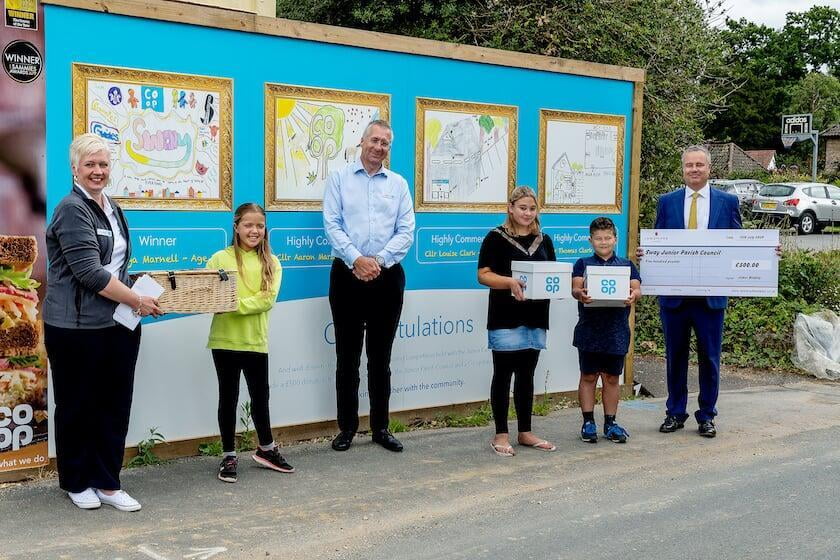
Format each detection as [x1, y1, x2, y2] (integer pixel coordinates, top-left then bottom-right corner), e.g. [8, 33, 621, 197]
[487, 326, 547, 351]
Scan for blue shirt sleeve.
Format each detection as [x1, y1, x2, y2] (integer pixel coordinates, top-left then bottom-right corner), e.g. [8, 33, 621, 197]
[322, 169, 362, 268]
[378, 176, 416, 267]
[629, 260, 641, 282]
[572, 257, 586, 278]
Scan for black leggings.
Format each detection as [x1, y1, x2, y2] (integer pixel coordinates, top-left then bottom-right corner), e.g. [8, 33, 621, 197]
[490, 349, 540, 434]
[211, 349, 274, 452]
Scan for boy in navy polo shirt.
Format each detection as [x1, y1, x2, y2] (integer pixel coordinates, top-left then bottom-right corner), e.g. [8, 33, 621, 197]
[571, 217, 641, 443]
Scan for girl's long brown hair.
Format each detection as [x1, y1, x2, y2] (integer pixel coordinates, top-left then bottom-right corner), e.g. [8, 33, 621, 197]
[502, 185, 541, 236]
[232, 203, 275, 292]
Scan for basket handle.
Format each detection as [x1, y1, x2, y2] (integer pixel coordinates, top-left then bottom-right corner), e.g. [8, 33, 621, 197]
[218, 269, 229, 281]
[167, 271, 177, 290]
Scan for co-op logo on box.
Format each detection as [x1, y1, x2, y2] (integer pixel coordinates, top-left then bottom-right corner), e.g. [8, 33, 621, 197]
[600, 278, 617, 295]
[545, 276, 561, 293]
[0, 404, 34, 451]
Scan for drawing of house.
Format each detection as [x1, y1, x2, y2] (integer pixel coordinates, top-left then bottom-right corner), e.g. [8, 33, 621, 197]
[551, 153, 579, 203]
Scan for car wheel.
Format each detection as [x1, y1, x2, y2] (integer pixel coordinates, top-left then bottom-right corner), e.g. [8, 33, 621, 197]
[798, 212, 816, 235]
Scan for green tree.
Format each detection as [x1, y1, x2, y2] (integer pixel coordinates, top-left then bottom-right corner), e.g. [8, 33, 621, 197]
[705, 19, 800, 148]
[704, 6, 840, 150]
[276, 0, 731, 225]
[784, 6, 840, 75]
[786, 72, 840, 130]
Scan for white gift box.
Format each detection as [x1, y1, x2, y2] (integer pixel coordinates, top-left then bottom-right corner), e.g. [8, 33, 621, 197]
[510, 261, 572, 300]
[584, 266, 631, 307]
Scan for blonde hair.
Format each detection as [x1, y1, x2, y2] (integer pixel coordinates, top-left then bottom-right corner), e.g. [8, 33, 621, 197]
[70, 133, 110, 169]
[232, 203, 275, 292]
[502, 186, 541, 235]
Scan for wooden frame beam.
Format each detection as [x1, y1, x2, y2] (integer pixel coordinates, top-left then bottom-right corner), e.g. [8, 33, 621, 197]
[43, 0, 645, 83]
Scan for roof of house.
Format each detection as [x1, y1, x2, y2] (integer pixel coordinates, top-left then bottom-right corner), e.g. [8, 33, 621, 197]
[744, 149, 776, 169]
[822, 124, 840, 138]
[706, 143, 765, 175]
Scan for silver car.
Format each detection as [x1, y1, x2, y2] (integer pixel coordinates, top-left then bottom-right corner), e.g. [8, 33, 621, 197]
[710, 179, 764, 208]
[751, 182, 840, 234]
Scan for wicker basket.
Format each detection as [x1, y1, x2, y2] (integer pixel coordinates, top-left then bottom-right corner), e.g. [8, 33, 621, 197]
[144, 269, 238, 314]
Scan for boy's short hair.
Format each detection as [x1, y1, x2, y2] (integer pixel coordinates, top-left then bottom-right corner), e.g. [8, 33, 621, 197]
[589, 217, 617, 236]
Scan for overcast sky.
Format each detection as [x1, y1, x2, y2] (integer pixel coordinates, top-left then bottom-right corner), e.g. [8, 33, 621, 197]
[720, 0, 840, 28]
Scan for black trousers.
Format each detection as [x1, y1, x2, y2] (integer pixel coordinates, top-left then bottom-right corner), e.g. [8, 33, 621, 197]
[329, 259, 405, 433]
[44, 323, 141, 493]
[211, 349, 274, 452]
[490, 349, 540, 434]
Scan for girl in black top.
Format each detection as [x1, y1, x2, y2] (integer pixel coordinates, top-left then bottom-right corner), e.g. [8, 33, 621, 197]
[477, 186, 556, 457]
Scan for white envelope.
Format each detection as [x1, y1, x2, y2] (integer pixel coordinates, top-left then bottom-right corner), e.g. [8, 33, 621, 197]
[113, 274, 165, 330]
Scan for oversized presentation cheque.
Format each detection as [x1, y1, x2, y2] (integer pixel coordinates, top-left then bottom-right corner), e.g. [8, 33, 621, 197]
[640, 229, 779, 297]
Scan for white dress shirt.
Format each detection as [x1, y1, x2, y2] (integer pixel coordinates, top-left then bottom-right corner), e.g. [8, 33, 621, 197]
[77, 182, 127, 276]
[683, 183, 711, 230]
[323, 160, 415, 268]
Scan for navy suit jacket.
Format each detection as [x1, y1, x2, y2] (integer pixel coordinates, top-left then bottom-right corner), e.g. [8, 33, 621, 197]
[654, 186, 742, 310]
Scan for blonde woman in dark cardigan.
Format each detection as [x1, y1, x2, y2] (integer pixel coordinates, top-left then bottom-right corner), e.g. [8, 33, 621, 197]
[44, 133, 162, 511]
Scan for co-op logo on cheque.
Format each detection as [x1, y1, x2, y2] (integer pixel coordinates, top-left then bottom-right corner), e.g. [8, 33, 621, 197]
[125, 115, 194, 169]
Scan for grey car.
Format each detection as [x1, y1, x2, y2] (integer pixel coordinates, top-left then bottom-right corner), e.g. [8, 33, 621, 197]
[751, 182, 840, 234]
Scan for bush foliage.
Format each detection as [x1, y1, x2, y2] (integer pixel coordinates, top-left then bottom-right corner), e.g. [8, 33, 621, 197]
[634, 250, 840, 369]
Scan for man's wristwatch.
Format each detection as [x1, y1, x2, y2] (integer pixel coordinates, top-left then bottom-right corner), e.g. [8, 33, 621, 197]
[374, 255, 385, 267]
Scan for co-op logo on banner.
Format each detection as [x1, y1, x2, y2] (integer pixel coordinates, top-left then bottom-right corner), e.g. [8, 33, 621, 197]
[0, 404, 35, 451]
[2, 40, 42, 83]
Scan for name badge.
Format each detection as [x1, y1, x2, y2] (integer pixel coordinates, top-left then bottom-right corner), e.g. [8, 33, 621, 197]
[96, 228, 112, 237]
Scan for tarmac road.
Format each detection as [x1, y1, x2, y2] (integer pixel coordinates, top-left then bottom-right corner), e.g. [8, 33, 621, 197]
[1, 378, 839, 560]
[786, 230, 839, 252]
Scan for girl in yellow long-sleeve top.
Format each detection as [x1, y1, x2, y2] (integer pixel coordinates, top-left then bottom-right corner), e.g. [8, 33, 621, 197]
[206, 202, 293, 483]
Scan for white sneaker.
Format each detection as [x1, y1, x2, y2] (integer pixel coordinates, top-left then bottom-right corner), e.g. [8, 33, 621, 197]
[95, 489, 142, 512]
[68, 488, 101, 509]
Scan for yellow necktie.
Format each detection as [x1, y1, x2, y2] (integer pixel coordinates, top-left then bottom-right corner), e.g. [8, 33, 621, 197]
[688, 192, 699, 229]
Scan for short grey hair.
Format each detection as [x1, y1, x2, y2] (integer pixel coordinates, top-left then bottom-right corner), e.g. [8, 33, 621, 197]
[70, 133, 111, 168]
[362, 119, 394, 143]
[681, 144, 711, 165]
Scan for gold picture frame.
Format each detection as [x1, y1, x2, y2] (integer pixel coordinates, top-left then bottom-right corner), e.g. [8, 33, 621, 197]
[538, 109, 625, 213]
[265, 83, 390, 211]
[72, 63, 233, 210]
[415, 97, 517, 212]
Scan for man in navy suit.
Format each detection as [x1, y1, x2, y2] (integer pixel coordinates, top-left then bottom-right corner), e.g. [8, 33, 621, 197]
[651, 145, 741, 438]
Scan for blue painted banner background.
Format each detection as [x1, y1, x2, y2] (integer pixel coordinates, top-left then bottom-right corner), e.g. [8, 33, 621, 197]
[44, 4, 639, 446]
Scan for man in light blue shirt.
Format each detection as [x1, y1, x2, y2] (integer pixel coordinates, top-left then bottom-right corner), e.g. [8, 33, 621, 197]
[323, 119, 415, 453]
